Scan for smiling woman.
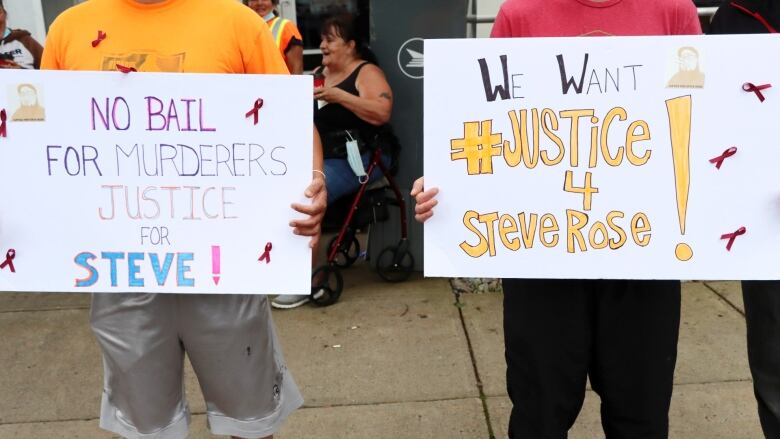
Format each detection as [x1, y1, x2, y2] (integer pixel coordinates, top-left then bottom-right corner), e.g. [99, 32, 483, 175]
[272, 12, 398, 310]
[244, 0, 305, 74]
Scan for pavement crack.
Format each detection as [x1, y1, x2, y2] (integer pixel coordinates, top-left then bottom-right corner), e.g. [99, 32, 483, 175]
[0, 416, 100, 426]
[295, 396, 485, 410]
[674, 379, 753, 386]
[0, 306, 90, 314]
[701, 282, 745, 318]
[455, 292, 496, 439]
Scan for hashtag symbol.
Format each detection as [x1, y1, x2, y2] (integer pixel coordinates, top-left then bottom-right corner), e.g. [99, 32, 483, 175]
[450, 121, 503, 175]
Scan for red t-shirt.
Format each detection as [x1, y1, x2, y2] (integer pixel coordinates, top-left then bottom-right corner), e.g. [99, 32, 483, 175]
[491, 0, 702, 38]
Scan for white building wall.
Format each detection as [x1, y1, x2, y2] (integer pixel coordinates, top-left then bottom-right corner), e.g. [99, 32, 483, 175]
[5, 0, 46, 43]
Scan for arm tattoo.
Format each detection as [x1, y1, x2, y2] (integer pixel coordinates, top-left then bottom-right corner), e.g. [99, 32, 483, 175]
[380, 92, 393, 101]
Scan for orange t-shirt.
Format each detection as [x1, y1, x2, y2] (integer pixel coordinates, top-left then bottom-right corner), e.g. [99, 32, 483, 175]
[41, 0, 289, 75]
[266, 16, 303, 62]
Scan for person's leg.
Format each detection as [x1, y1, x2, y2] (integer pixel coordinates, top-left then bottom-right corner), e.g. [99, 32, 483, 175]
[590, 280, 680, 439]
[503, 278, 592, 439]
[182, 294, 303, 439]
[90, 293, 190, 439]
[324, 157, 362, 204]
[743, 280, 780, 438]
[323, 152, 391, 205]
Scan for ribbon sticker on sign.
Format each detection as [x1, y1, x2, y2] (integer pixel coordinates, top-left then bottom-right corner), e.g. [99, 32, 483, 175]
[424, 35, 780, 280]
[0, 70, 313, 293]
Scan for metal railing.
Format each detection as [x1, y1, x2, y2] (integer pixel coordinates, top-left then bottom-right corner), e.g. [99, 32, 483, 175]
[697, 6, 720, 16]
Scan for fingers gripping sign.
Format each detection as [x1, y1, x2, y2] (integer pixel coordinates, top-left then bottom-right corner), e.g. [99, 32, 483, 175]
[411, 177, 439, 223]
[291, 175, 327, 248]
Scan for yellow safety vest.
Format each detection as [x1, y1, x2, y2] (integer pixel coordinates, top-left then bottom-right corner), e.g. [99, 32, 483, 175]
[268, 16, 290, 49]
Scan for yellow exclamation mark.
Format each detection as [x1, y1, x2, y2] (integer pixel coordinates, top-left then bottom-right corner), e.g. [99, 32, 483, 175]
[666, 95, 693, 262]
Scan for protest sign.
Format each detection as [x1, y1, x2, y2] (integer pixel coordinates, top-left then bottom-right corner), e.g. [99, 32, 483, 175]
[424, 35, 780, 279]
[0, 70, 313, 293]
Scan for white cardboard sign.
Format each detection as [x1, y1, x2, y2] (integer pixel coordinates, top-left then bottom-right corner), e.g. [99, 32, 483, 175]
[424, 35, 780, 280]
[0, 70, 313, 294]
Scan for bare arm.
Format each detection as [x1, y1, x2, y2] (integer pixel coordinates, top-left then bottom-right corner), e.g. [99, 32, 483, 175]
[312, 125, 323, 175]
[314, 64, 393, 126]
[27, 36, 44, 70]
[285, 45, 304, 75]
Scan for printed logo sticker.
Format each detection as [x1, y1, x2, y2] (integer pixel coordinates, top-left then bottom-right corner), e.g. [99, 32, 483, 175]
[9, 83, 45, 122]
[667, 46, 705, 89]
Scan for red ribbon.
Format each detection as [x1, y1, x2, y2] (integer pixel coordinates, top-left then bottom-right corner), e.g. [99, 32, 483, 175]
[743, 82, 772, 102]
[0, 109, 6, 138]
[0, 249, 15, 273]
[709, 146, 738, 169]
[92, 30, 107, 48]
[245, 98, 264, 125]
[258, 242, 273, 264]
[721, 227, 746, 251]
[115, 64, 137, 74]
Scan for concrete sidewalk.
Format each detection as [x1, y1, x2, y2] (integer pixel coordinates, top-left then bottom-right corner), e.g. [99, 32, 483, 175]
[0, 267, 761, 438]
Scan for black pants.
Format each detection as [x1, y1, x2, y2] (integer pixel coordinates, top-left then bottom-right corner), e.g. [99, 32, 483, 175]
[503, 279, 680, 439]
[743, 281, 780, 439]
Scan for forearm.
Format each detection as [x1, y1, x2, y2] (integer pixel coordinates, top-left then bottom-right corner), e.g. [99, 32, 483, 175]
[336, 92, 391, 126]
[286, 46, 304, 75]
[287, 58, 303, 75]
[313, 126, 324, 173]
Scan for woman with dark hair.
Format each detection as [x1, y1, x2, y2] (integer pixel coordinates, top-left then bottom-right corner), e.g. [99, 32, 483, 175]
[245, 0, 304, 74]
[0, 0, 43, 69]
[273, 14, 394, 309]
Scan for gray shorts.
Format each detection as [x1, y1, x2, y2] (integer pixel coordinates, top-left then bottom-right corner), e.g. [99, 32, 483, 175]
[90, 293, 303, 439]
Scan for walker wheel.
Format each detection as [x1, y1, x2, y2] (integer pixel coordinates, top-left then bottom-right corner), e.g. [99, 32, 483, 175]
[310, 265, 344, 306]
[376, 245, 414, 283]
[328, 235, 361, 268]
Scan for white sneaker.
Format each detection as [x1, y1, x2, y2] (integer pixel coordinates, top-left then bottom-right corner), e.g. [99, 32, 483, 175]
[271, 294, 310, 309]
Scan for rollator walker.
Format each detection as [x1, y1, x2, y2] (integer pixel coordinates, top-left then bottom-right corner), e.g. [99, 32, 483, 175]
[310, 143, 414, 306]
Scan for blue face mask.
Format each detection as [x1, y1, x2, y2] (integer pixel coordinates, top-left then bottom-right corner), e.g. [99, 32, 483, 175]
[263, 12, 276, 21]
[2, 28, 10, 39]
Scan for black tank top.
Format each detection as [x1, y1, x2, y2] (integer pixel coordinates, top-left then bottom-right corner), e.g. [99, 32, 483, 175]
[314, 62, 378, 141]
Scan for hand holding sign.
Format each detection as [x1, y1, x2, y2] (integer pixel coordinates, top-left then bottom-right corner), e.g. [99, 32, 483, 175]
[290, 176, 327, 248]
[411, 177, 439, 223]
